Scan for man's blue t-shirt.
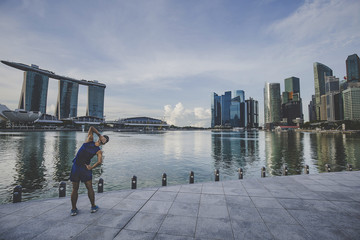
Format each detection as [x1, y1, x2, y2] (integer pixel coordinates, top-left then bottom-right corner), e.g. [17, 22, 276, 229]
[73, 141, 101, 166]
[70, 141, 100, 183]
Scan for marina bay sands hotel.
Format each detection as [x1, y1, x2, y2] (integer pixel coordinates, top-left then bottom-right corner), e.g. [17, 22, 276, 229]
[1, 60, 106, 120]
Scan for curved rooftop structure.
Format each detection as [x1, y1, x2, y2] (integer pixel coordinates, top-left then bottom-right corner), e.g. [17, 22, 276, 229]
[1, 60, 105, 87]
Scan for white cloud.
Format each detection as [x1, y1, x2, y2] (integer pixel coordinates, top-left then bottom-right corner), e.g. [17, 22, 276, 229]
[164, 102, 211, 127]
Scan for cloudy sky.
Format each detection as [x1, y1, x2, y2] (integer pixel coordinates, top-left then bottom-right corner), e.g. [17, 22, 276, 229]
[0, 0, 359, 127]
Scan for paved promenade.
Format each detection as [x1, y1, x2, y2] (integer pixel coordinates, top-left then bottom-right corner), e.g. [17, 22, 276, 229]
[1, 171, 360, 240]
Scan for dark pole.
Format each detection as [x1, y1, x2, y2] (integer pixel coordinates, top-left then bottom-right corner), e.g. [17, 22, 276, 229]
[238, 168, 243, 179]
[283, 165, 288, 176]
[131, 176, 137, 189]
[13, 185, 22, 203]
[162, 173, 167, 186]
[189, 171, 194, 184]
[98, 178, 104, 193]
[304, 165, 309, 174]
[215, 169, 220, 181]
[59, 182, 66, 197]
[261, 167, 266, 178]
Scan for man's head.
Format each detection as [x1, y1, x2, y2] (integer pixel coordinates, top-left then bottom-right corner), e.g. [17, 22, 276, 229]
[100, 135, 109, 145]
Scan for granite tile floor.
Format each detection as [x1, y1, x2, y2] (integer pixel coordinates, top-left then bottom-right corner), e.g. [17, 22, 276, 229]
[1, 171, 360, 240]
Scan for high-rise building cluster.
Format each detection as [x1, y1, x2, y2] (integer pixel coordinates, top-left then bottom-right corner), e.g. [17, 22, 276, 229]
[211, 90, 259, 128]
[308, 53, 360, 122]
[1, 61, 106, 120]
[264, 77, 303, 128]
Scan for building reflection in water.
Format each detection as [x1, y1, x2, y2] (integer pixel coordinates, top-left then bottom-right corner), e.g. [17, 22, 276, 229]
[52, 132, 77, 182]
[264, 132, 304, 176]
[211, 131, 260, 177]
[14, 132, 47, 194]
[309, 133, 359, 172]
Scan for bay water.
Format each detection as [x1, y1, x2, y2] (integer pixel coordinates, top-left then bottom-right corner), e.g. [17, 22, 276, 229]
[0, 130, 359, 203]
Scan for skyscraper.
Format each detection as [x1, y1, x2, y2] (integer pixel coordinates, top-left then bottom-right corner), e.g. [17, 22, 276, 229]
[56, 80, 79, 119]
[211, 93, 221, 127]
[246, 98, 259, 128]
[220, 91, 231, 126]
[308, 95, 316, 122]
[230, 90, 246, 127]
[313, 62, 333, 120]
[18, 69, 49, 113]
[282, 77, 303, 125]
[346, 54, 360, 82]
[325, 76, 340, 121]
[86, 85, 105, 119]
[211, 91, 231, 127]
[264, 82, 281, 124]
[343, 87, 360, 120]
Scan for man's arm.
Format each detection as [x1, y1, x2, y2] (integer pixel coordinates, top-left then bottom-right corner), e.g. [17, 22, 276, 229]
[86, 126, 101, 142]
[86, 150, 103, 170]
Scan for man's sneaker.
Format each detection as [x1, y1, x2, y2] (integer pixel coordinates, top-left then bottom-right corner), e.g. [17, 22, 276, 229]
[91, 205, 99, 213]
[70, 208, 78, 216]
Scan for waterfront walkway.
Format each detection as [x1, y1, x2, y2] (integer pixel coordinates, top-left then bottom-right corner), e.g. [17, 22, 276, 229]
[1, 171, 360, 240]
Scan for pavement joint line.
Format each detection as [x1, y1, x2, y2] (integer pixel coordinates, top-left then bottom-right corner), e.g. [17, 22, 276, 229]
[153, 184, 181, 239]
[193, 182, 203, 239]
[223, 182, 236, 240]
[112, 187, 159, 239]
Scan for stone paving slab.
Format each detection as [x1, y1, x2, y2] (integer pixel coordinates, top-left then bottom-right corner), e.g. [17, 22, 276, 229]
[0, 171, 360, 239]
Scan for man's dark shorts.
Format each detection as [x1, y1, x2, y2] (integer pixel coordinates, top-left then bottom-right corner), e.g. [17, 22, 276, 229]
[70, 164, 92, 183]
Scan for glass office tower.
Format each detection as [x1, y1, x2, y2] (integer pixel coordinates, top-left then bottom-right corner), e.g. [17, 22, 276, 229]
[343, 87, 360, 120]
[285, 77, 300, 94]
[264, 82, 281, 124]
[346, 54, 360, 82]
[211, 93, 221, 127]
[18, 71, 49, 113]
[246, 97, 259, 128]
[230, 90, 246, 127]
[86, 85, 105, 119]
[282, 77, 303, 125]
[308, 95, 317, 122]
[313, 62, 333, 120]
[220, 91, 231, 126]
[56, 80, 79, 119]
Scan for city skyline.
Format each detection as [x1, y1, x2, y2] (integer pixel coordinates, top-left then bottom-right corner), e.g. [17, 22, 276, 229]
[0, 0, 359, 127]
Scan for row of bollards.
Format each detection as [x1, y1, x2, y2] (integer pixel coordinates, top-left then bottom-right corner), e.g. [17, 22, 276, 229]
[11, 163, 355, 202]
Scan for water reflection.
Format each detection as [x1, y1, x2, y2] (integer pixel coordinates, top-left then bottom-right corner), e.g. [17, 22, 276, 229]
[309, 133, 359, 172]
[14, 133, 47, 192]
[211, 131, 260, 176]
[52, 132, 77, 182]
[264, 132, 304, 176]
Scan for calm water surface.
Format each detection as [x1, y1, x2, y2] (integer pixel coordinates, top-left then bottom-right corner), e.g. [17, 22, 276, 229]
[0, 130, 359, 203]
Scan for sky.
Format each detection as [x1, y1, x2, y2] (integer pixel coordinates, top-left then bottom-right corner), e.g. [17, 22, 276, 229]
[0, 0, 359, 127]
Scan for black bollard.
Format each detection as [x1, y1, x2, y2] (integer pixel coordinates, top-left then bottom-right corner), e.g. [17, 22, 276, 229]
[98, 178, 104, 193]
[189, 171, 194, 184]
[215, 169, 220, 181]
[261, 167, 266, 178]
[162, 173, 167, 186]
[304, 165, 309, 174]
[13, 185, 22, 203]
[347, 164, 353, 171]
[59, 182, 66, 197]
[283, 165, 288, 176]
[131, 176, 137, 189]
[238, 168, 243, 179]
[325, 164, 331, 172]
